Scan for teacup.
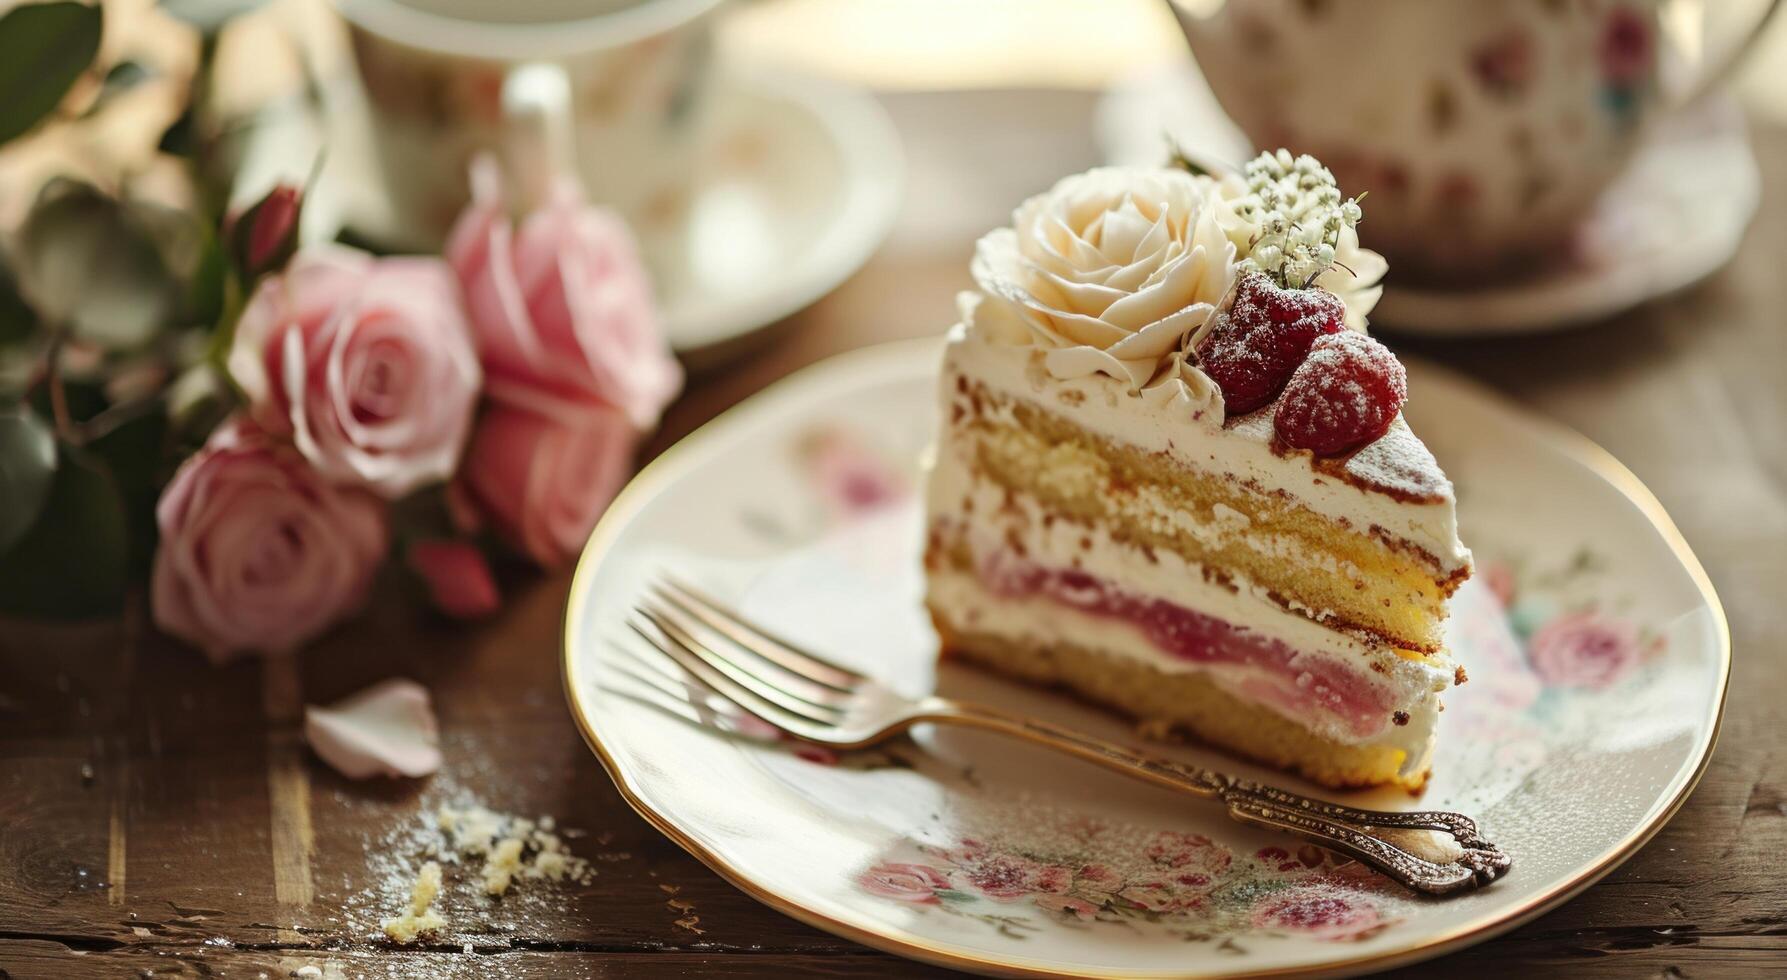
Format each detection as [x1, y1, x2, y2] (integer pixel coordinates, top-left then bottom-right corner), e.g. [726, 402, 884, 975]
[1170, 0, 1775, 281]
[337, 0, 723, 249]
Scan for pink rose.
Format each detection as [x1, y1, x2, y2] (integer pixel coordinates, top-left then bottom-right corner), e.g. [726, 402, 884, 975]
[1251, 890, 1385, 941]
[801, 428, 908, 522]
[450, 385, 638, 568]
[228, 246, 482, 498]
[1256, 846, 1324, 874]
[1073, 862, 1121, 898]
[1145, 831, 1233, 883]
[1470, 29, 1534, 97]
[1033, 893, 1098, 921]
[1480, 560, 1517, 609]
[1600, 6, 1655, 86]
[1527, 610, 1642, 689]
[446, 157, 681, 429]
[963, 853, 1073, 902]
[405, 539, 500, 619]
[152, 418, 387, 663]
[856, 862, 949, 905]
[1117, 877, 1206, 914]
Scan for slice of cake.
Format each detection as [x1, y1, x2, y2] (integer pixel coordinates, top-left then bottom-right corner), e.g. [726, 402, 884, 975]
[923, 152, 1471, 790]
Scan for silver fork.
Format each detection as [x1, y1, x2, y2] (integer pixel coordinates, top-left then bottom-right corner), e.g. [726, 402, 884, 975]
[629, 578, 1511, 896]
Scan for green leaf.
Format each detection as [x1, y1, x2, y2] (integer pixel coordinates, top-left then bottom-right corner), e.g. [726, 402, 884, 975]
[86, 407, 169, 574]
[0, 405, 57, 553]
[0, 2, 104, 146]
[15, 179, 176, 349]
[0, 440, 129, 618]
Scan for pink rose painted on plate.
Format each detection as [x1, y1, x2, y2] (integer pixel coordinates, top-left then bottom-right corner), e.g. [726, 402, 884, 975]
[1599, 6, 1655, 86]
[1470, 29, 1534, 97]
[862, 811, 1402, 949]
[1526, 610, 1642, 689]
[800, 427, 909, 523]
[965, 853, 1071, 902]
[1145, 830, 1231, 879]
[1032, 892, 1098, 921]
[1250, 889, 1386, 942]
[857, 863, 949, 905]
[1481, 560, 1518, 609]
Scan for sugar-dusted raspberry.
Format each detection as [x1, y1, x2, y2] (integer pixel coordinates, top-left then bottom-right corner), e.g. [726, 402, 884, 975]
[1197, 273, 1345, 414]
[1274, 332, 1408, 456]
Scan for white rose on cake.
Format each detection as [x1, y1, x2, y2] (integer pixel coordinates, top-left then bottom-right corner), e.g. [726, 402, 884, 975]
[968, 166, 1239, 390]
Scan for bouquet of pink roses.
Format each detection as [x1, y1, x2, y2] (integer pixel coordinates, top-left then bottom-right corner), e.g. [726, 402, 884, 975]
[5, 154, 680, 662]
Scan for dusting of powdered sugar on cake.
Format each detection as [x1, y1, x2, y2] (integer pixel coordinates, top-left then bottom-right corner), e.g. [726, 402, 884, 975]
[943, 325, 1472, 573]
[1226, 409, 1448, 503]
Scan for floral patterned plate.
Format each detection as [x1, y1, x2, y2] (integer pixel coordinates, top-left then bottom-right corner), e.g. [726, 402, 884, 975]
[563, 339, 1728, 977]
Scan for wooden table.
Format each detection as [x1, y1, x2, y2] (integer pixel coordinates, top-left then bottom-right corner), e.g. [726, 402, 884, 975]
[3, 89, 1784, 980]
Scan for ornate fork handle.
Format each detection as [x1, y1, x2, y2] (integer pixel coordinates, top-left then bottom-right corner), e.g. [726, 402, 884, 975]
[920, 697, 1510, 896]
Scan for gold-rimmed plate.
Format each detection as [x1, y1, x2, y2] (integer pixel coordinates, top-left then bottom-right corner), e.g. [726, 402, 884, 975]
[563, 339, 1728, 978]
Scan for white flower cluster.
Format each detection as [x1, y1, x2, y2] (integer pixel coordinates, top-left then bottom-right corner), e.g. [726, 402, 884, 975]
[1230, 149, 1363, 288]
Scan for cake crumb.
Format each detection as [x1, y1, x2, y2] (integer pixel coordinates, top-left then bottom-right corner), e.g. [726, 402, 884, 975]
[381, 860, 446, 943]
[1454, 665, 1469, 685]
[355, 788, 601, 947]
[483, 837, 525, 895]
[529, 847, 570, 881]
[1135, 718, 1176, 741]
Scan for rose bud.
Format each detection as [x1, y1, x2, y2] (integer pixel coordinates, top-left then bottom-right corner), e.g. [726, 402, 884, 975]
[405, 539, 500, 620]
[228, 184, 303, 281]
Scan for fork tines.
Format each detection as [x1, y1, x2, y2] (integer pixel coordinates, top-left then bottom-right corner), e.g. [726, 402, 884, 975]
[654, 578, 863, 688]
[628, 578, 863, 739]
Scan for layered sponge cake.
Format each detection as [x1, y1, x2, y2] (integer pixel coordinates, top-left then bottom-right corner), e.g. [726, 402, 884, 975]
[923, 153, 1471, 790]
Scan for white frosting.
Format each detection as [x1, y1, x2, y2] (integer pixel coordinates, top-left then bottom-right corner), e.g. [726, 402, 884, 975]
[942, 321, 1471, 574]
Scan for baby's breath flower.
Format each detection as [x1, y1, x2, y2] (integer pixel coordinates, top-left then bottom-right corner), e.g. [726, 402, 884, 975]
[1232, 149, 1364, 289]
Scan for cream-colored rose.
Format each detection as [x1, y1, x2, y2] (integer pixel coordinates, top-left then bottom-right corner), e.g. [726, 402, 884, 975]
[1312, 223, 1387, 330]
[969, 167, 1238, 390]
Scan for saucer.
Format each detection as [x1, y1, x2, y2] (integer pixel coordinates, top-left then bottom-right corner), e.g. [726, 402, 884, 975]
[231, 64, 903, 362]
[1095, 62, 1760, 337]
[564, 338, 1727, 977]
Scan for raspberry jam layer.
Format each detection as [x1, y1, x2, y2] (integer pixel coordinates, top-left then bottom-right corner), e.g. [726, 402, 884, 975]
[976, 551, 1395, 739]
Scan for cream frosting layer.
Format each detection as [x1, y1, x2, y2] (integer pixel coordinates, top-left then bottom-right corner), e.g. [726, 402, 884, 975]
[925, 462, 1450, 756]
[942, 319, 1472, 576]
[927, 568, 1440, 775]
[928, 461, 1449, 673]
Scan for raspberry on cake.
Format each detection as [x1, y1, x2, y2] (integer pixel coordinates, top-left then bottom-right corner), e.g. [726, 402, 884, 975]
[922, 151, 1471, 791]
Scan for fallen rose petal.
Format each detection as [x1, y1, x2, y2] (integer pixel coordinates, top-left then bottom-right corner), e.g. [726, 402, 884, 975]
[406, 539, 500, 619]
[304, 678, 442, 779]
